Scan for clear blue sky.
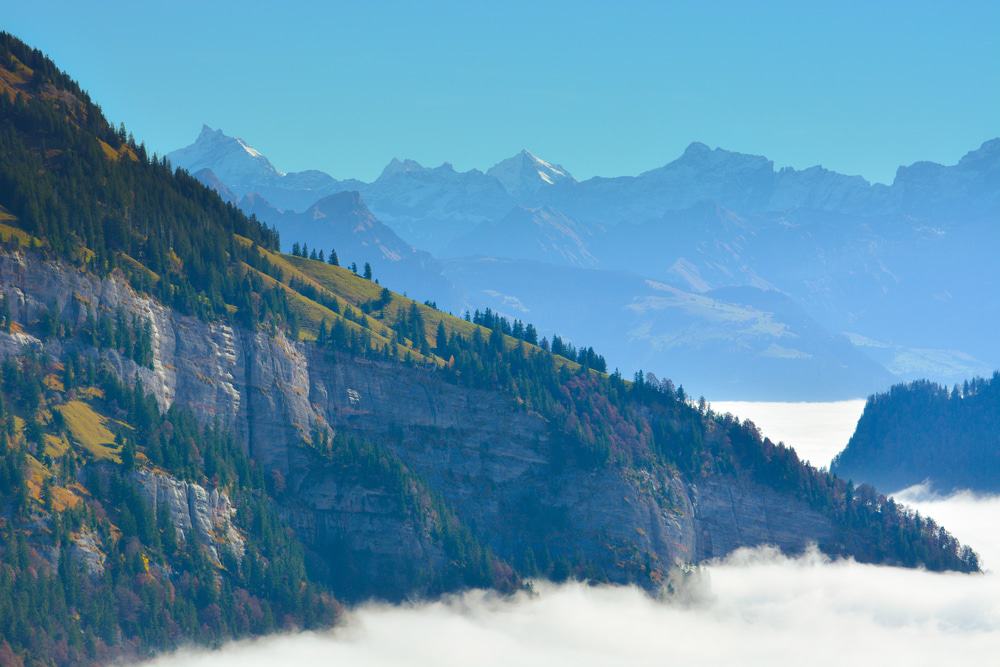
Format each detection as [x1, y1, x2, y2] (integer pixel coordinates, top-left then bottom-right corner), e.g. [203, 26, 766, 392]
[6, 1, 998, 183]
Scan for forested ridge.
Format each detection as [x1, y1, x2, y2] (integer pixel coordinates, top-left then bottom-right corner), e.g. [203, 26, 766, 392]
[0, 31, 279, 321]
[833, 374, 1000, 493]
[0, 30, 981, 667]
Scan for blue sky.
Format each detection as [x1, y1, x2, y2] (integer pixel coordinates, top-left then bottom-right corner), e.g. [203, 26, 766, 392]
[6, 1, 998, 183]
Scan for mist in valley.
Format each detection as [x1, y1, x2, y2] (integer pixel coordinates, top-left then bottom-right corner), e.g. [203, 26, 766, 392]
[141, 403, 1000, 667]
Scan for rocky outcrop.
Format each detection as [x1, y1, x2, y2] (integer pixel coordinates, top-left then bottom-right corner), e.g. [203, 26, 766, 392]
[134, 468, 245, 565]
[70, 527, 107, 576]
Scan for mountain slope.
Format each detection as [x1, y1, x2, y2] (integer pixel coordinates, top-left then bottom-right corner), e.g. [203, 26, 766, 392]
[832, 374, 1000, 493]
[192, 167, 238, 203]
[240, 190, 457, 305]
[174, 134, 901, 399]
[445, 205, 597, 267]
[0, 30, 977, 666]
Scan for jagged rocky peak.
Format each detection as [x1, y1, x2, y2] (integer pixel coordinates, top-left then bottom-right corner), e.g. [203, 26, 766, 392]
[897, 137, 1000, 177]
[666, 141, 775, 174]
[378, 157, 468, 181]
[306, 190, 373, 221]
[379, 157, 428, 179]
[167, 124, 285, 192]
[968, 137, 1000, 161]
[487, 148, 575, 196]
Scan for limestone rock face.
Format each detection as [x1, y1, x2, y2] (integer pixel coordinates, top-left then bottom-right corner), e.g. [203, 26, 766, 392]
[70, 527, 107, 576]
[0, 247, 845, 595]
[134, 469, 245, 565]
[691, 476, 834, 560]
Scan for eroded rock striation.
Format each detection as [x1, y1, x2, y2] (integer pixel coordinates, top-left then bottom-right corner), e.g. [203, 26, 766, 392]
[0, 247, 876, 598]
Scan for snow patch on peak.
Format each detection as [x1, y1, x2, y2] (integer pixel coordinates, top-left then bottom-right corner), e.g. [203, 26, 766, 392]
[488, 149, 574, 197]
[236, 137, 265, 161]
[167, 125, 285, 191]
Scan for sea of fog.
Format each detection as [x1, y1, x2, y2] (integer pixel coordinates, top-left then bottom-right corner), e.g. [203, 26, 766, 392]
[142, 402, 1000, 667]
[711, 399, 867, 468]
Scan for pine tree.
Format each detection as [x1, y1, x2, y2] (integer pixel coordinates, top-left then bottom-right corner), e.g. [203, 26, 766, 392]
[435, 321, 448, 353]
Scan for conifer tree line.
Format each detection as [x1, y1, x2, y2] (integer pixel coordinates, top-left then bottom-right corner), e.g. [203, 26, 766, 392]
[0, 32, 284, 322]
[0, 347, 335, 664]
[832, 373, 1000, 493]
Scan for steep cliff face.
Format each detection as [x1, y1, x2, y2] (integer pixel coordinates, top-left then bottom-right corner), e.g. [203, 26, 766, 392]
[690, 476, 834, 561]
[0, 246, 852, 595]
[304, 347, 842, 578]
[134, 468, 246, 566]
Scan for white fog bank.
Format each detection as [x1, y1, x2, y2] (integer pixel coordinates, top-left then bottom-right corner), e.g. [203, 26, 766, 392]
[712, 399, 866, 467]
[895, 485, 1000, 570]
[141, 547, 1000, 667]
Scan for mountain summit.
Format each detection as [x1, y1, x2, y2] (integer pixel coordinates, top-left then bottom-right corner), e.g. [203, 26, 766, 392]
[167, 124, 284, 185]
[168, 125, 352, 211]
[487, 149, 575, 197]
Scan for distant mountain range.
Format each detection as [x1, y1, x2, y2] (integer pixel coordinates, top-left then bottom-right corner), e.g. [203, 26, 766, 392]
[168, 128, 1000, 400]
[168, 125, 361, 211]
[239, 190, 456, 304]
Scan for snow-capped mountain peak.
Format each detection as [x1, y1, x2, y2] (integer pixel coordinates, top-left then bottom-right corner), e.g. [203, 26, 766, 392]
[167, 125, 285, 196]
[487, 149, 575, 197]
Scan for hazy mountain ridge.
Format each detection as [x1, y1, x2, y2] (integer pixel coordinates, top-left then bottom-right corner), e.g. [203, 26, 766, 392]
[355, 158, 516, 252]
[441, 258, 893, 400]
[445, 206, 598, 268]
[167, 103, 1000, 401]
[167, 125, 361, 212]
[239, 190, 456, 304]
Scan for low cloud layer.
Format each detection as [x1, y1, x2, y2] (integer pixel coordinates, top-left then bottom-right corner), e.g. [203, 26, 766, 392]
[711, 399, 866, 468]
[142, 491, 1000, 667]
[895, 484, 1000, 569]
